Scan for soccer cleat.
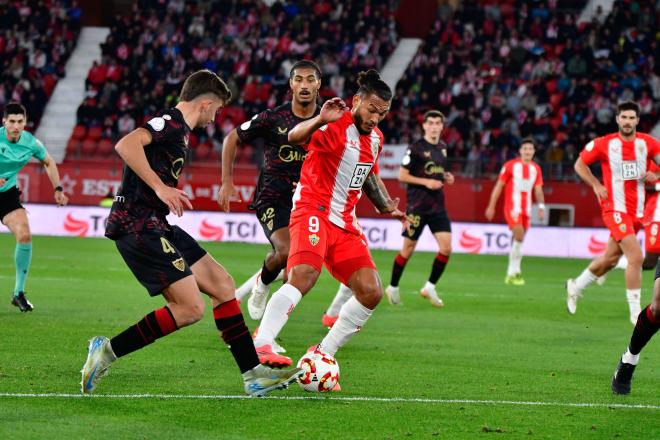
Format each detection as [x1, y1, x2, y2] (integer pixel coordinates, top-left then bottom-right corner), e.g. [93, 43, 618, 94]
[252, 327, 286, 353]
[384, 285, 401, 305]
[504, 273, 525, 286]
[255, 344, 292, 368]
[596, 274, 607, 286]
[420, 284, 444, 307]
[80, 336, 117, 394]
[247, 278, 270, 320]
[611, 358, 636, 395]
[242, 364, 303, 397]
[11, 292, 33, 312]
[566, 278, 582, 314]
[322, 313, 338, 328]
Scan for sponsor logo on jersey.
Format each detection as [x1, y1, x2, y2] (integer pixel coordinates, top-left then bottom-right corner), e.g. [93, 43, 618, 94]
[423, 150, 431, 157]
[424, 162, 445, 175]
[277, 126, 288, 134]
[172, 258, 185, 271]
[278, 144, 306, 162]
[171, 157, 185, 179]
[309, 233, 320, 246]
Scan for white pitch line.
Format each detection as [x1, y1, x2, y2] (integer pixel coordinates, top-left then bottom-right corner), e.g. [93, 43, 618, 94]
[0, 393, 658, 410]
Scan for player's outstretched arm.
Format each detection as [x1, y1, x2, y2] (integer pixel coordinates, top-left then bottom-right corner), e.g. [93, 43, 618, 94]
[218, 128, 241, 212]
[485, 180, 504, 221]
[398, 167, 442, 190]
[116, 128, 192, 216]
[288, 97, 348, 145]
[574, 157, 608, 201]
[41, 152, 69, 206]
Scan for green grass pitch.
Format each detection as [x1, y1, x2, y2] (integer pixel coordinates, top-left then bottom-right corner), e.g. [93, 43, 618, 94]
[0, 233, 658, 439]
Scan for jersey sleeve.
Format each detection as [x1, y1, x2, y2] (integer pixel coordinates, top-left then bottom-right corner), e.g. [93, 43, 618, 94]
[579, 138, 602, 165]
[498, 162, 512, 183]
[648, 136, 660, 164]
[534, 163, 544, 186]
[31, 137, 47, 161]
[308, 122, 338, 153]
[400, 144, 415, 170]
[142, 112, 182, 146]
[236, 109, 272, 143]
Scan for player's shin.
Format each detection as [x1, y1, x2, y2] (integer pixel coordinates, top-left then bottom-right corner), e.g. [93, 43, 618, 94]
[628, 305, 660, 356]
[13, 242, 32, 295]
[213, 299, 260, 373]
[318, 296, 373, 356]
[109, 306, 179, 357]
[253, 284, 302, 347]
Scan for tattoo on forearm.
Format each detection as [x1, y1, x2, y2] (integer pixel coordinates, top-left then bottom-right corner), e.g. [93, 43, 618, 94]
[364, 173, 391, 213]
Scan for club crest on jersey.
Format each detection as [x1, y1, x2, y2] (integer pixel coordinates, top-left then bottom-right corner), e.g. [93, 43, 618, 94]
[619, 224, 627, 233]
[371, 139, 379, 157]
[308, 234, 320, 246]
[651, 237, 657, 245]
[172, 258, 185, 271]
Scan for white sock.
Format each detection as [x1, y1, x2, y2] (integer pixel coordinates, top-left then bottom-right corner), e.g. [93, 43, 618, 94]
[255, 275, 267, 291]
[235, 269, 260, 301]
[626, 288, 641, 309]
[326, 284, 353, 317]
[319, 296, 373, 356]
[507, 240, 523, 276]
[574, 268, 598, 292]
[423, 280, 435, 290]
[253, 284, 302, 347]
[622, 349, 640, 365]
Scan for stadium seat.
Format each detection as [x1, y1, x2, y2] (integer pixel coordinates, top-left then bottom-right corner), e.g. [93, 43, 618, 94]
[80, 138, 97, 157]
[66, 138, 81, 157]
[71, 125, 87, 140]
[97, 138, 115, 156]
[87, 126, 102, 142]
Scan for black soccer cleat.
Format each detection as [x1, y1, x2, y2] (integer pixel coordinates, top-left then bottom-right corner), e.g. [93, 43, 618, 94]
[611, 358, 636, 395]
[11, 292, 33, 312]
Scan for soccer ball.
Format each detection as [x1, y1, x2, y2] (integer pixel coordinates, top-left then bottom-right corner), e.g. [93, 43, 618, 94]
[296, 350, 340, 392]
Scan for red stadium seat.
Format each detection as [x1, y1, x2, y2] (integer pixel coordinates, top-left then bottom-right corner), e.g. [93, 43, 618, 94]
[195, 144, 211, 161]
[97, 138, 114, 156]
[87, 126, 102, 141]
[66, 138, 81, 157]
[81, 138, 97, 157]
[71, 125, 87, 140]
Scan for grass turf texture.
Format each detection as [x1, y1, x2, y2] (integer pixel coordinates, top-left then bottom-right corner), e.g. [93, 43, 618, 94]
[0, 233, 658, 439]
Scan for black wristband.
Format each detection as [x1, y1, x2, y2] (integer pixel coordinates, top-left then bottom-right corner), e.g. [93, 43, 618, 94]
[55, 186, 63, 192]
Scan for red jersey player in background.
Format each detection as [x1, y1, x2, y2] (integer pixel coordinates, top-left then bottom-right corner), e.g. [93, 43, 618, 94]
[566, 101, 660, 327]
[641, 161, 660, 269]
[485, 138, 545, 285]
[252, 71, 406, 382]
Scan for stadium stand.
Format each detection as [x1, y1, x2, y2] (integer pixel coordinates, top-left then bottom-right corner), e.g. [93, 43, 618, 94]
[0, 0, 81, 130]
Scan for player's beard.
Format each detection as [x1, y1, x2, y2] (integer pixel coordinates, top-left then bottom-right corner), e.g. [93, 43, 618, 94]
[353, 112, 370, 135]
[619, 127, 634, 137]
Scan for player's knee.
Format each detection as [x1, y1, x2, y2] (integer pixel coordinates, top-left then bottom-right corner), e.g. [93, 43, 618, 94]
[289, 265, 319, 294]
[439, 244, 452, 256]
[627, 252, 643, 268]
[184, 300, 205, 324]
[354, 277, 382, 307]
[16, 229, 31, 244]
[273, 243, 290, 262]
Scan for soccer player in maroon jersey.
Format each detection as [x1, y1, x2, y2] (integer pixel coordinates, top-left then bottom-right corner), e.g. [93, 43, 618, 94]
[80, 70, 301, 396]
[384, 110, 454, 307]
[252, 71, 406, 385]
[566, 101, 660, 326]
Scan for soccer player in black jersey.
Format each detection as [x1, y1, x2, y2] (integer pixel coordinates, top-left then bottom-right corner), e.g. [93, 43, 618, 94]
[80, 70, 301, 397]
[219, 60, 352, 328]
[384, 110, 454, 307]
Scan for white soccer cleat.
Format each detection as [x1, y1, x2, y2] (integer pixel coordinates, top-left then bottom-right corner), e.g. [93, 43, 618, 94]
[566, 278, 582, 315]
[80, 336, 117, 394]
[596, 274, 607, 286]
[420, 283, 444, 307]
[384, 285, 401, 305]
[247, 278, 270, 320]
[235, 270, 261, 301]
[242, 364, 302, 397]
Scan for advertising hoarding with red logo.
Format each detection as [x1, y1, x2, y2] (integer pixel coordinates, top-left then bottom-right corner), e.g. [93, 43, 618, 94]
[0, 204, 638, 259]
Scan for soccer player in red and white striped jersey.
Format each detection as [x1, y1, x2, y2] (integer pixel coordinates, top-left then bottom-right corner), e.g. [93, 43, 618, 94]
[566, 101, 660, 327]
[485, 138, 545, 285]
[252, 71, 406, 376]
[641, 161, 660, 269]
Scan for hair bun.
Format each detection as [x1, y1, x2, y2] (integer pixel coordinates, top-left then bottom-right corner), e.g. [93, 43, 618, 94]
[357, 69, 381, 87]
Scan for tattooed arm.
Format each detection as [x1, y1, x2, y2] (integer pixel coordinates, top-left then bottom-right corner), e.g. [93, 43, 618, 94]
[363, 173, 406, 222]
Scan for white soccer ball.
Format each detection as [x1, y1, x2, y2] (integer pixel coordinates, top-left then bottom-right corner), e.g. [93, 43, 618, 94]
[296, 350, 340, 392]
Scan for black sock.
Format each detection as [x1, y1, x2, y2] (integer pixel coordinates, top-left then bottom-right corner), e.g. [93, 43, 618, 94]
[260, 261, 280, 286]
[629, 305, 660, 355]
[429, 253, 449, 284]
[110, 306, 178, 358]
[213, 299, 259, 373]
[390, 253, 409, 287]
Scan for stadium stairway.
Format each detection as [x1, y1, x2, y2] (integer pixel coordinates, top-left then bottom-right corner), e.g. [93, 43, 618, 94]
[36, 27, 110, 163]
[380, 38, 423, 93]
[578, 0, 616, 24]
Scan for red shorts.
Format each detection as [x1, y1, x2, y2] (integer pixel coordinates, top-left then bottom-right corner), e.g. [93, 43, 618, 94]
[505, 210, 530, 230]
[602, 211, 642, 242]
[645, 221, 660, 253]
[287, 210, 376, 285]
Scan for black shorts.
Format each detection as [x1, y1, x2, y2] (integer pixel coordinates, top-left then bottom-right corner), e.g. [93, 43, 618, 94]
[256, 204, 291, 242]
[115, 225, 207, 296]
[0, 186, 23, 222]
[402, 211, 452, 241]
